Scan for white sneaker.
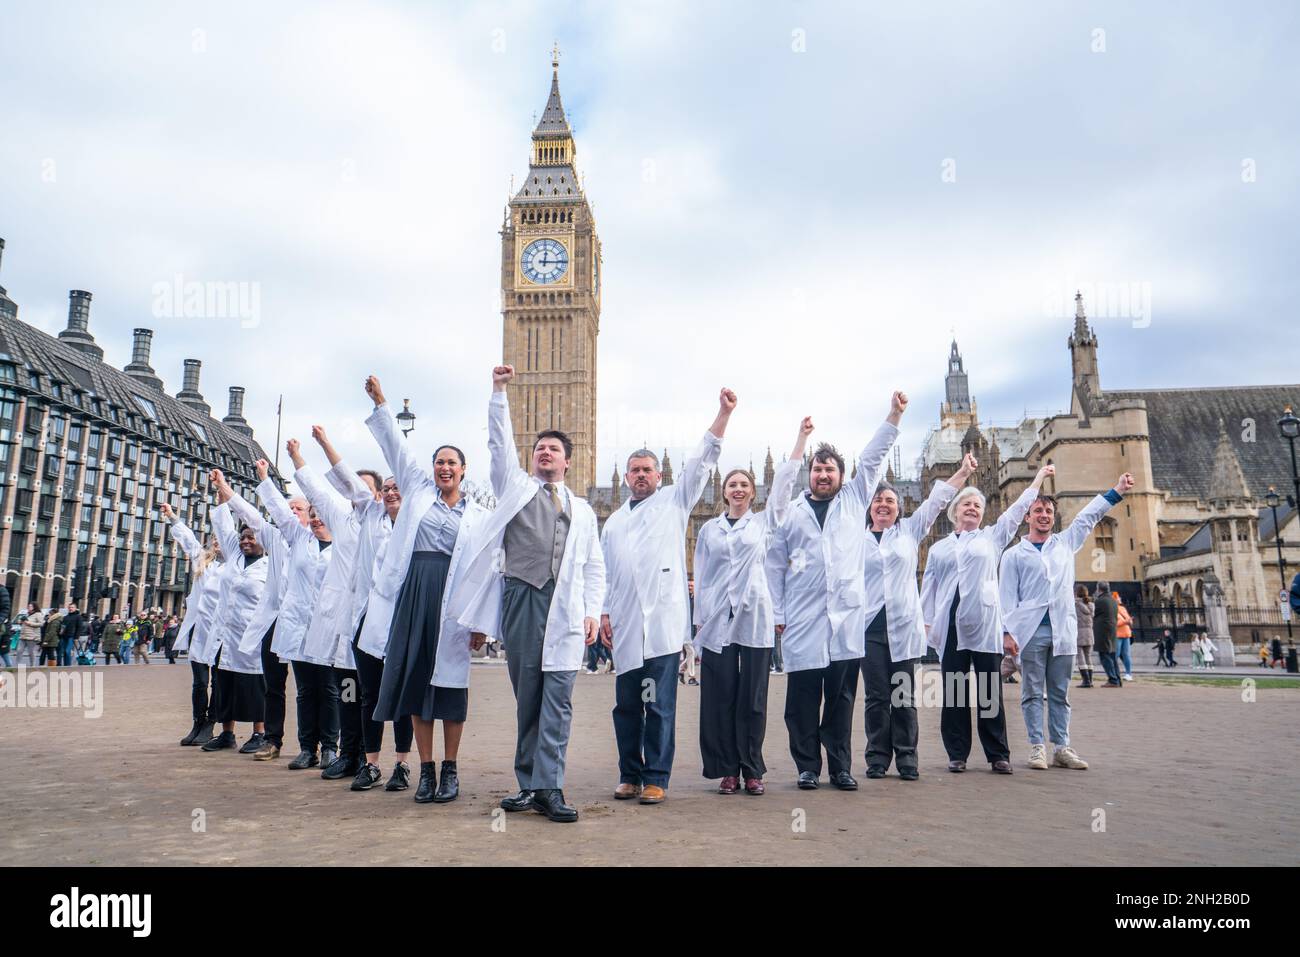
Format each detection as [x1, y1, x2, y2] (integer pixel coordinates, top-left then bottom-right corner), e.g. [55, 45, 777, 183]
[1027, 744, 1048, 770]
[1052, 746, 1089, 770]
[1122, 673, 1133, 681]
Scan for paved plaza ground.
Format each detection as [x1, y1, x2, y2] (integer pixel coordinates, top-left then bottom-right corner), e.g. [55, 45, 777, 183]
[2, 661, 1296, 866]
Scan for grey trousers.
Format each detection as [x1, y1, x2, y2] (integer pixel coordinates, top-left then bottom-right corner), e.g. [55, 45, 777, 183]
[502, 576, 578, 791]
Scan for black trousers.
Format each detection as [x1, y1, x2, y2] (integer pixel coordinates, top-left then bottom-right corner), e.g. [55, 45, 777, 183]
[783, 657, 860, 777]
[351, 625, 413, 757]
[292, 660, 340, 753]
[190, 660, 220, 724]
[939, 611, 1009, 763]
[862, 633, 920, 772]
[335, 666, 362, 759]
[700, 644, 771, 779]
[260, 624, 288, 747]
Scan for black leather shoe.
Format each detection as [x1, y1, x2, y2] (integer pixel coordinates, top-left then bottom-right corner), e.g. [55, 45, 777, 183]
[991, 759, 1013, 775]
[192, 722, 215, 747]
[414, 762, 438, 803]
[433, 761, 459, 803]
[322, 753, 360, 780]
[287, 749, 319, 770]
[797, 771, 819, 790]
[898, 767, 919, 781]
[351, 762, 383, 791]
[201, 730, 236, 752]
[238, 732, 265, 754]
[500, 789, 535, 812]
[947, 760, 967, 772]
[320, 747, 338, 770]
[384, 761, 411, 791]
[180, 721, 203, 746]
[830, 770, 858, 790]
[532, 788, 578, 822]
[865, 766, 887, 779]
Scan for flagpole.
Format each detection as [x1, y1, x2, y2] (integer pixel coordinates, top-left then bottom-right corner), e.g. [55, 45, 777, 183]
[273, 394, 283, 473]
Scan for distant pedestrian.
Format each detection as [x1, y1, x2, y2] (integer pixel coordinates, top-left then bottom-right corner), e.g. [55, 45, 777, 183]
[1114, 593, 1133, 681]
[1191, 634, 1205, 669]
[102, 614, 125, 665]
[1092, 583, 1121, 687]
[1201, 631, 1215, 670]
[18, 605, 44, 667]
[1074, 585, 1095, 688]
[1165, 630, 1179, 668]
[1271, 636, 1284, 668]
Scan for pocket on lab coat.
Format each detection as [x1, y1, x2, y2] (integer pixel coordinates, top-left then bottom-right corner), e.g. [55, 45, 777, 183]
[837, 580, 863, 607]
[981, 579, 999, 607]
[657, 567, 679, 603]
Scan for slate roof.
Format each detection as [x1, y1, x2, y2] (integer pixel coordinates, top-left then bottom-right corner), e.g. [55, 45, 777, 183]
[1105, 385, 1300, 501]
[0, 310, 278, 484]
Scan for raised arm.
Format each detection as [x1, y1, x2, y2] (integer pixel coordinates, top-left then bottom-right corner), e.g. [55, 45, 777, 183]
[765, 416, 813, 529]
[257, 457, 311, 546]
[294, 461, 353, 536]
[672, 388, 732, 512]
[363, 376, 429, 499]
[903, 452, 974, 542]
[1062, 472, 1133, 553]
[845, 391, 905, 506]
[489, 364, 525, 498]
[161, 501, 203, 564]
[210, 500, 240, 566]
[992, 464, 1055, 549]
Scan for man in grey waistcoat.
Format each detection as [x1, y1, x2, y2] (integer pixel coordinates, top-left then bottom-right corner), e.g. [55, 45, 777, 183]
[463, 364, 605, 823]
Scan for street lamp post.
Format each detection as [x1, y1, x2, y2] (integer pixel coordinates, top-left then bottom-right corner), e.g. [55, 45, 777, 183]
[396, 399, 416, 438]
[1281, 405, 1300, 513]
[1265, 487, 1293, 641]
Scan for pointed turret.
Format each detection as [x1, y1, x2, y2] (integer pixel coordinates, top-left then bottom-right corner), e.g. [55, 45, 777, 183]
[661, 449, 673, 486]
[763, 447, 775, 488]
[1208, 419, 1252, 505]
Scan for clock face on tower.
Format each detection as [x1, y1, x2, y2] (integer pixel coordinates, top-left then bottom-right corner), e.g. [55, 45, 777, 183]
[520, 238, 569, 284]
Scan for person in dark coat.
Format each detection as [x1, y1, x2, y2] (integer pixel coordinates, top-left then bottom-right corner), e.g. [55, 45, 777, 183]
[59, 604, 84, 666]
[102, 614, 125, 664]
[1091, 583, 1120, 687]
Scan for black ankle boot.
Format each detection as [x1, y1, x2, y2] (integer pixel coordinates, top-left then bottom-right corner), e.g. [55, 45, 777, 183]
[414, 761, 438, 803]
[433, 760, 459, 803]
[180, 721, 204, 746]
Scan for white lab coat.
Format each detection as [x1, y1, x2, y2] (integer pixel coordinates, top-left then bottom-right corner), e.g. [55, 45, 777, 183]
[458, 391, 606, 673]
[602, 430, 722, 673]
[228, 482, 290, 657]
[355, 402, 494, 689]
[764, 419, 900, 673]
[297, 462, 364, 670]
[863, 480, 958, 663]
[207, 503, 270, 674]
[167, 518, 224, 657]
[692, 457, 800, 653]
[998, 492, 1119, 657]
[921, 485, 1039, 657]
[333, 467, 392, 647]
[255, 478, 333, 663]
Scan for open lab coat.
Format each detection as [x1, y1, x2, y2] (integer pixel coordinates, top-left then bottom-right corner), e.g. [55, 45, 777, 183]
[863, 480, 958, 663]
[167, 518, 225, 658]
[248, 477, 332, 663]
[764, 419, 899, 673]
[998, 492, 1120, 657]
[921, 485, 1038, 657]
[692, 457, 800, 653]
[206, 502, 269, 674]
[355, 402, 492, 689]
[458, 391, 605, 674]
[602, 430, 722, 673]
[332, 469, 392, 652]
[296, 462, 365, 671]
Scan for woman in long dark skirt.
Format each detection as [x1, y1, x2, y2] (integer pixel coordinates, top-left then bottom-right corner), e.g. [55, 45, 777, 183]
[365, 375, 492, 804]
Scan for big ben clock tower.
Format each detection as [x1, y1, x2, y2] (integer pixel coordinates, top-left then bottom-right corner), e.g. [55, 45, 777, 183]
[500, 46, 602, 493]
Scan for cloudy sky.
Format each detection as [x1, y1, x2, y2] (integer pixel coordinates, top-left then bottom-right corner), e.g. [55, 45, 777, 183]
[1, 0, 1295, 491]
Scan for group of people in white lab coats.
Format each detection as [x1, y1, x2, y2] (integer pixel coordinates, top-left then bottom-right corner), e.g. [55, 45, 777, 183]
[165, 362, 1134, 820]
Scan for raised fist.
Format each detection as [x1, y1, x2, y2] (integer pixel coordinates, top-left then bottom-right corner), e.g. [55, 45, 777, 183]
[891, 391, 909, 416]
[1114, 472, 1135, 495]
[365, 376, 385, 406]
[719, 387, 737, 412]
[493, 364, 515, 385]
[799, 416, 815, 437]
[311, 425, 327, 444]
[255, 459, 270, 481]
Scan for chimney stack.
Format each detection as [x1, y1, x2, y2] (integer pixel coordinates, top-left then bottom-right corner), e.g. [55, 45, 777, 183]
[222, 385, 253, 436]
[176, 358, 211, 415]
[58, 289, 105, 360]
[124, 328, 164, 393]
[0, 239, 16, 321]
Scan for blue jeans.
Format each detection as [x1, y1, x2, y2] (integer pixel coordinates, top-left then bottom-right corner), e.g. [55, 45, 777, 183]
[58, 637, 74, 666]
[1116, 638, 1132, 675]
[612, 651, 679, 787]
[1019, 624, 1072, 747]
[1097, 651, 1120, 683]
[121, 642, 132, 664]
